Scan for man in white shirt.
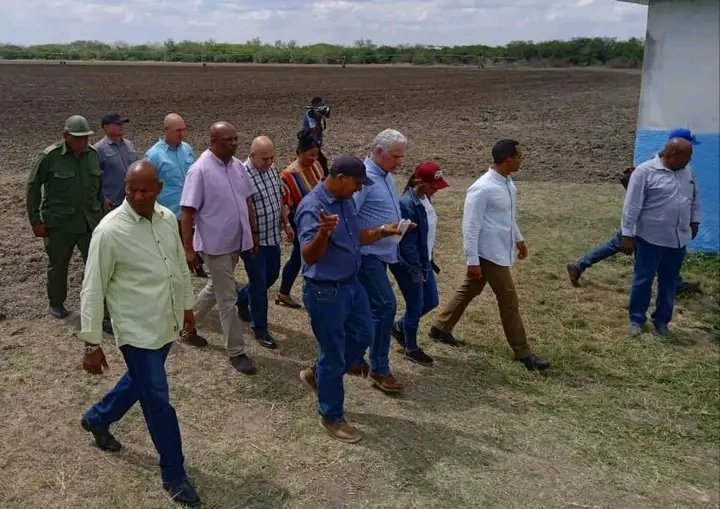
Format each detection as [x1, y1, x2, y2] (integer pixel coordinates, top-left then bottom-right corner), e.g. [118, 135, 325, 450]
[431, 139, 550, 371]
[79, 160, 201, 507]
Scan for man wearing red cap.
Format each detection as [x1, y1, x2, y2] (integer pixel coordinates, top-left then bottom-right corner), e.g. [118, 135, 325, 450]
[389, 161, 449, 366]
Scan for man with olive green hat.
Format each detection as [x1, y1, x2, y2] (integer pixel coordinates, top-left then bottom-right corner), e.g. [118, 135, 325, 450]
[27, 115, 105, 319]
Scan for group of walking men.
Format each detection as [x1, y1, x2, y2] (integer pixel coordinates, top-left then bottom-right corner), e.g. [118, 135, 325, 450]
[26, 112, 702, 506]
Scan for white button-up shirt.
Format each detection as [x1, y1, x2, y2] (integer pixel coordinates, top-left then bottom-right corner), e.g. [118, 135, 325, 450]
[80, 201, 194, 349]
[622, 155, 700, 249]
[463, 168, 524, 267]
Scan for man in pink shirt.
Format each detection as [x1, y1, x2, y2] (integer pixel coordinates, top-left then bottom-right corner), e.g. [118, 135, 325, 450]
[180, 122, 259, 375]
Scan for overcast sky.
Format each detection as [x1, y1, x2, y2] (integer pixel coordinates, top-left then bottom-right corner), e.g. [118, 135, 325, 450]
[1, 0, 648, 46]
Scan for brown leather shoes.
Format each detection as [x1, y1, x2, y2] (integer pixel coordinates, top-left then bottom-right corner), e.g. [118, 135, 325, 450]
[300, 367, 317, 393]
[319, 418, 362, 443]
[179, 328, 208, 348]
[369, 372, 405, 393]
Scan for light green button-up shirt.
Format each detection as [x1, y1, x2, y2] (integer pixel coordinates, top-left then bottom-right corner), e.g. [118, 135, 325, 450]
[80, 200, 194, 349]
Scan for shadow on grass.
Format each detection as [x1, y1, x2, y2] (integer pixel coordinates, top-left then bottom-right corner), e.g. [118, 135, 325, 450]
[348, 410, 498, 507]
[116, 447, 290, 509]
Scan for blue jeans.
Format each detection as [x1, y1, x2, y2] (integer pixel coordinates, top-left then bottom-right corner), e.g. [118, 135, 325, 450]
[389, 264, 439, 352]
[303, 278, 372, 422]
[83, 343, 186, 484]
[357, 255, 397, 376]
[629, 237, 686, 327]
[576, 229, 623, 271]
[238, 245, 281, 337]
[576, 229, 685, 288]
[279, 214, 300, 295]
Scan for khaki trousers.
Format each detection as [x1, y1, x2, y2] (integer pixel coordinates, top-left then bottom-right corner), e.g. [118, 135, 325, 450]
[434, 259, 531, 359]
[193, 251, 246, 357]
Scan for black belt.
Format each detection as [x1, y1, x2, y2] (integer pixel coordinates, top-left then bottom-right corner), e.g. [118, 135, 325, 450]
[305, 276, 356, 287]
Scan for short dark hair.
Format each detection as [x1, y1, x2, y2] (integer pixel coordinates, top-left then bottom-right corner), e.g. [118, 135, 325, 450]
[492, 139, 520, 164]
[297, 128, 320, 152]
[310, 96, 323, 106]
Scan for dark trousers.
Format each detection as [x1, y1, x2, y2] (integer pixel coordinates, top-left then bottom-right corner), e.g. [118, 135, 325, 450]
[43, 229, 91, 306]
[389, 264, 439, 352]
[279, 214, 301, 295]
[238, 245, 282, 337]
[357, 255, 397, 376]
[83, 343, 186, 484]
[629, 237, 686, 327]
[576, 228, 684, 288]
[303, 278, 372, 422]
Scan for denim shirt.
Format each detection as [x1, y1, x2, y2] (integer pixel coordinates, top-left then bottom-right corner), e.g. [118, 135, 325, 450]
[353, 158, 402, 263]
[398, 188, 431, 280]
[297, 183, 362, 282]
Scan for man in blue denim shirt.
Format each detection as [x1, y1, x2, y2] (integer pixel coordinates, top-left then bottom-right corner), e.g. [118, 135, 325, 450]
[353, 129, 407, 394]
[296, 155, 402, 444]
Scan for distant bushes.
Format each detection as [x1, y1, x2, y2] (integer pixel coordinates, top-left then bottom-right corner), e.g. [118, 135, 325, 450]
[0, 37, 644, 68]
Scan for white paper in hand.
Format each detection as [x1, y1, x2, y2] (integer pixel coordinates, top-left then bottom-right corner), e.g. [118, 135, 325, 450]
[390, 219, 412, 244]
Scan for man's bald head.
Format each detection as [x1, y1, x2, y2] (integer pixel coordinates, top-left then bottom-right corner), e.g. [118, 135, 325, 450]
[125, 160, 163, 219]
[127, 160, 159, 184]
[662, 137, 693, 171]
[209, 121, 239, 163]
[249, 136, 276, 171]
[163, 113, 188, 147]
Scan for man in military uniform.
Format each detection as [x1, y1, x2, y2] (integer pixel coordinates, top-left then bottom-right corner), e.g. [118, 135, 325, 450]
[27, 115, 104, 319]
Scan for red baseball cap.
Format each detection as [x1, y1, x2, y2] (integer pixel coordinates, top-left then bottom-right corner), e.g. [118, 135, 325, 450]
[414, 161, 449, 191]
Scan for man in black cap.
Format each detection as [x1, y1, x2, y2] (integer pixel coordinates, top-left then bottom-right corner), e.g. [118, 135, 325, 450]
[297, 155, 404, 443]
[94, 113, 138, 212]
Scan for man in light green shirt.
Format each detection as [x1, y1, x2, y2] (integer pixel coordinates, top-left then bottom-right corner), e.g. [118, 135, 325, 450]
[78, 160, 201, 507]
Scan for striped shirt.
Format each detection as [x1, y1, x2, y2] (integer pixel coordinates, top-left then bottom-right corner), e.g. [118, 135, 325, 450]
[281, 160, 324, 212]
[244, 159, 283, 246]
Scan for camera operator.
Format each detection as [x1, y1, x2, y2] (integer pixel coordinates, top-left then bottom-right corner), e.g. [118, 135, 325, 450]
[302, 96, 330, 174]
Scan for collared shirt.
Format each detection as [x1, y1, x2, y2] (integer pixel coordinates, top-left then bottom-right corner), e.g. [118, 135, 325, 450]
[94, 136, 138, 206]
[244, 158, 283, 247]
[353, 157, 402, 263]
[297, 183, 362, 282]
[622, 155, 700, 248]
[26, 140, 104, 233]
[180, 150, 256, 255]
[80, 200, 194, 350]
[463, 168, 524, 267]
[281, 160, 325, 212]
[145, 138, 196, 218]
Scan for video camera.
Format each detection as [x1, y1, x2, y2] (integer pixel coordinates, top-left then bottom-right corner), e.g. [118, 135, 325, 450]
[307, 104, 331, 120]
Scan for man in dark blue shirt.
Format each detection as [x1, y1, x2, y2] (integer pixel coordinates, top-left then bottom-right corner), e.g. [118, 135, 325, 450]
[296, 155, 403, 444]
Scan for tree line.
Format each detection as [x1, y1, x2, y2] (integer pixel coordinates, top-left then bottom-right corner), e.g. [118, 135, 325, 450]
[0, 37, 644, 67]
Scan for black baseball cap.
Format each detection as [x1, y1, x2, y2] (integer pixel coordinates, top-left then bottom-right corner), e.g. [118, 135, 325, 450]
[101, 113, 129, 127]
[329, 155, 374, 186]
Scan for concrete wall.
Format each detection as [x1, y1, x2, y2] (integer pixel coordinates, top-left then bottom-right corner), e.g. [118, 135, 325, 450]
[634, 0, 719, 252]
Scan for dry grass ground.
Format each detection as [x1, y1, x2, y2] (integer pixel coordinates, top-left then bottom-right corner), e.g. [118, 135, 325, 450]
[1, 179, 717, 509]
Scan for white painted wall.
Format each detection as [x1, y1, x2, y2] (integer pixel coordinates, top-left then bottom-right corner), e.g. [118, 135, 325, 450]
[638, 0, 720, 133]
